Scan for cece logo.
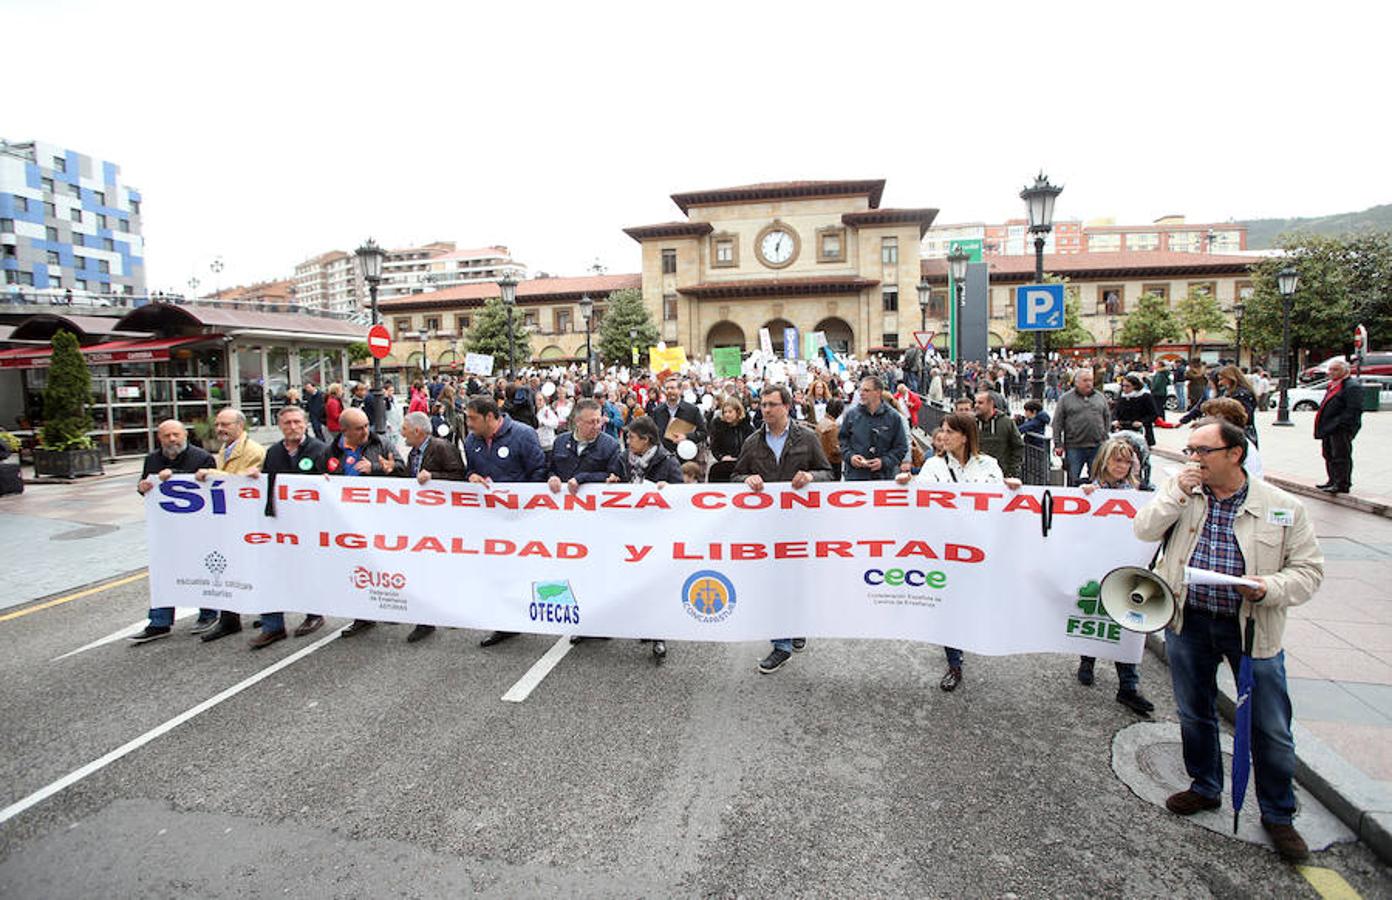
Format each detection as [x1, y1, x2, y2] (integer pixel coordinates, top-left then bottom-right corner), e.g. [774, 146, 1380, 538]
[351, 566, 407, 590]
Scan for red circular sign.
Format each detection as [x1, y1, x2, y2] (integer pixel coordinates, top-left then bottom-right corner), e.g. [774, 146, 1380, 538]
[367, 324, 392, 360]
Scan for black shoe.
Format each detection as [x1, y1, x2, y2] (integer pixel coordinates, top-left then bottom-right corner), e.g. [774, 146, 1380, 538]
[128, 625, 171, 645]
[480, 630, 518, 647]
[1166, 789, 1221, 816]
[293, 615, 325, 638]
[200, 620, 243, 642]
[1261, 819, 1310, 862]
[341, 619, 376, 637]
[1116, 689, 1155, 715]
[568, 635, 610, 645]
[758, 648, 791, 673]
[652, 640, 667, 661]
[1315, 482, 1332, 490]
[406, 624, 435, 643]
[940, 666, 963, 692]
[1077, 659, 1095, 686]
[791, 638, 807, 652]
[189, 616, 218, 635]
[1318, 484, 1344, 494]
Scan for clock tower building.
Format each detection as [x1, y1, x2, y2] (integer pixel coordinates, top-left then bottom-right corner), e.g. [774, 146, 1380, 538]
[624, 180, 937, 358]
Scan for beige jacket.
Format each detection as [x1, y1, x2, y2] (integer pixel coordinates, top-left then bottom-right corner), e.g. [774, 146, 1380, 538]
[1134, 473, 1323, 658]
[214, 435, 267, 475]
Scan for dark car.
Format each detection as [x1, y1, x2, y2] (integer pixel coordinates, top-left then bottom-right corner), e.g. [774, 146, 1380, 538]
[1300, 352, 1392, 383]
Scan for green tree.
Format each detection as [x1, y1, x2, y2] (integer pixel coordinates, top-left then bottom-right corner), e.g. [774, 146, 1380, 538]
[345, 341, 371, 364]
[1239, 234, 1356, 365]
[41, 330, 94, 450]
[1117, 292, 1181, 360]
[1174, 285, 1227, 357]
[465, 298, 533, 372]
[596, 288, 659, 366]
[1009, 275, 1093, 352]
[1341, 231, 1392, 352]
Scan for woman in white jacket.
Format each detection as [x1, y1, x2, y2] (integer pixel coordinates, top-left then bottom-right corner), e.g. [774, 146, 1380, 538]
[896, 412, 1021, 692]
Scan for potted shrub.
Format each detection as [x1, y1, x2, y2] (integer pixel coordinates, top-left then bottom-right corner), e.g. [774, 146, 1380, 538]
[0, 430, 21, 495]
[33, 330, 104, 478]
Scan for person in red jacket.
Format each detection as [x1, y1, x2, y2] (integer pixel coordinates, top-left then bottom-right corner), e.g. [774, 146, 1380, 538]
[325, 382, 345, 438]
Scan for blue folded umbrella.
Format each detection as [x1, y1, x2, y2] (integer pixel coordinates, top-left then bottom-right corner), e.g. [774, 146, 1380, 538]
[1232, 615, 1256, 833]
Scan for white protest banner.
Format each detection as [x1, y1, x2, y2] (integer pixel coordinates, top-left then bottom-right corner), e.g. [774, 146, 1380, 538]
[146, 478, 1156, 662]
[464, 353, 494, 376]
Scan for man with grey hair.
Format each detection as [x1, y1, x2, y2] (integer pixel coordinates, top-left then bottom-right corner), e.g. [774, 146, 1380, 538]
[390, 409, 465, 642]
[130, 420, 219, 644]
[1313, 358, 1363, 494]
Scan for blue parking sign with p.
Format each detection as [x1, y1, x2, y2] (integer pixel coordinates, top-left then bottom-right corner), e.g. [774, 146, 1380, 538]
[1015, 283, 1065, 331]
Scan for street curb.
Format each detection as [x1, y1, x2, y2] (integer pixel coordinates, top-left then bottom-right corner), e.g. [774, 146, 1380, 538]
[1145, 632, 1392, 863]
[1150, 448, 1392, 519]
[0, 567, 149, 615]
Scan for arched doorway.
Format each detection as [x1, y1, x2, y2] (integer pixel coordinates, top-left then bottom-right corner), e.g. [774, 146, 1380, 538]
[537, 345, 567, 362]
[706, 320, 746, 351]
[763, 318, 795, 355]
[814, 317, 854, 356]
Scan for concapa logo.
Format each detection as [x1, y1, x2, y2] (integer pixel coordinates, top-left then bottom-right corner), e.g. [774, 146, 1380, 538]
[351, 566, 407, 590]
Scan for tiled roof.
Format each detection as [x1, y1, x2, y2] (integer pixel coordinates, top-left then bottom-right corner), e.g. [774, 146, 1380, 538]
[670, 180, 886, 214]
[378, 274, 642, 310]
[677, 276, 879, 299]
[114, 303, 365, 337]
[841, 208, 940, 236]
[622, 222, 715, 241]
[920, 251, 1262, 283]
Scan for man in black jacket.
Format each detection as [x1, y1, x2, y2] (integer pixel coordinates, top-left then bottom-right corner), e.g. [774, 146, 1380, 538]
[1314, 359, 1364, 494]
[649, 377, 707, 453]
[302, 382, 327, 440]
[248, 405, 328, 649]
[547, 399, 624, 492]
[731, 384, 833, 674]
[129, 420, 218, 644]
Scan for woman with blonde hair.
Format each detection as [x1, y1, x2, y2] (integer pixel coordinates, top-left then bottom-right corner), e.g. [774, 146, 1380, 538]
[325, 382, 344, 438]
[1077, 438, 1154, 715]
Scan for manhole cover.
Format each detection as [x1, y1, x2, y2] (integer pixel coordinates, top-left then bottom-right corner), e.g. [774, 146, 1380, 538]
[51, 524, 120, 541]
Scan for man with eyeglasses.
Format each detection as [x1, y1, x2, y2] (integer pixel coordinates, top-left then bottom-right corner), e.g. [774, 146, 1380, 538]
[1134, 419, 1323, 861]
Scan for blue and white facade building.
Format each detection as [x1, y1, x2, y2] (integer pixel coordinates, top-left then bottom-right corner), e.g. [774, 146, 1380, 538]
[0, 139, 146, 301]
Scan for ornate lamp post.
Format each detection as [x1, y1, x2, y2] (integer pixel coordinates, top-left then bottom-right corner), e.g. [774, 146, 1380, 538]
[946, 246, 970, 400]
[1232, 301, 1245, 367]
[916, 279, 930, 334]
[418, 328, 430, 376]
[187, 276, 199, 300]
[354, 238, 386, 432]
[498, 273, 518, 377]
[578, 293, 594, 377]
[209, 256, 224, 300]
[1273, 267, 1300, 427]
[1020, 172, 1063, 401]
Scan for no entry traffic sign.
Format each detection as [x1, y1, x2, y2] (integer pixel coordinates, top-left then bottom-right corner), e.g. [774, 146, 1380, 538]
[367, 324, 392, 359]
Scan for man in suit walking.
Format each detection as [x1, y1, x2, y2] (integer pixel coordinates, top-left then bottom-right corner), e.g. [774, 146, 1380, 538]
[648, 377, 707, 453]
[1314, 358, 1364, 494]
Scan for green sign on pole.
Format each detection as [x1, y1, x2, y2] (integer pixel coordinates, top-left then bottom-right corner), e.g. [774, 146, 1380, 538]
[712, 346, 743, 378]
[947, 239, 984, 362]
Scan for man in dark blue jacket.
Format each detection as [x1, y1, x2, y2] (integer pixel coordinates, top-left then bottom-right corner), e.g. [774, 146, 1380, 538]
[462, 396, 547, 647]
[130, 420, 218, 644]
[547, 399, 624, 491]
[838, 375, 907, 481]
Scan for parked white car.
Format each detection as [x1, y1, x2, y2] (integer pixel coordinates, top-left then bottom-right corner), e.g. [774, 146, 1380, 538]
[1281, 376, 1392, 411]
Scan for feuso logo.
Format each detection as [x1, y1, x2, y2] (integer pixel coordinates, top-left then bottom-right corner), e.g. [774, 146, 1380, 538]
[351, 567, 407, 590]
[682, 570, 736, 623]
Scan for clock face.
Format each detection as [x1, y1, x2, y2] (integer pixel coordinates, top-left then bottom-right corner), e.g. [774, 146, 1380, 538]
[760, 229, 795, 265]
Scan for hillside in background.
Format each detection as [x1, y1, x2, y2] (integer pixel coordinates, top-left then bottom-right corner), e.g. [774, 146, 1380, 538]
[1241, 204, 1392, 249]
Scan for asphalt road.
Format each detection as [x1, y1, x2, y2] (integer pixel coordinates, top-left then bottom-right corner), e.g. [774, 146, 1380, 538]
[0, 577, 1388, 898]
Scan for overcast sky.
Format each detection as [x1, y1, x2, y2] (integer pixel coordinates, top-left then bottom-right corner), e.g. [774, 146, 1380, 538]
[6, 0, 1388, 294]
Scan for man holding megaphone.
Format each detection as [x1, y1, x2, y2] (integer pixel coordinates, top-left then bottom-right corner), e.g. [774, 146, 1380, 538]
[1133, 418, 1324, 862]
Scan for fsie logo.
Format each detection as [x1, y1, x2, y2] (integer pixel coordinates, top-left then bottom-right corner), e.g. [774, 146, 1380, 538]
[351, 567, 407, 590]
[682, 570, 736, 623]
[1066, 580, 1123, 643]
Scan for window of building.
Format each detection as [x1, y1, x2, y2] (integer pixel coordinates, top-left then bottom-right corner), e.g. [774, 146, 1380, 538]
[1188, 281, 1216, 299]
[663, 292, 678, 321]
[46, 250, 61, 265]
[73, 254, 86, 269]
[45, 225, 58, 241]
[97, 214, 108, 229]
[6, 270, 35, 286]
[2, 244, 15, 257]
[1088, 233, 1121, 252]
[75, 279, 87, 291]
[14, 197, 28, 212]
[881, 332, 899, 349]
[818, 227, 846, 263]
[1168, 231, 1200, 253]
[1236, 281, 1254, 303]
[929, 289, 948, 319]
[73, 233, 84, 246]
[98, 260, 111, 274]
[44, 201, 56, 217]
[101, 237, 114, 251]
[711, 236, 736, 268]
[70, 208, 81, 222]
[94, 191, 105, 205]
[394, 317, 414, 338]
[41, 177, 54, 192]
[53, 156, 67, 173]
[661, 248, 677, 274]
[130, 199, 140, 214]
[882, 287, 899, 312]
[1126, 232, 1159, 251]
[117, 218, 129, 232]
[1098, 286, 1124, 315]
[555, 308, 572, 333]
[454, 314, 471, 332]
[67, 182, 80, 197]
[881, 237, 898, 265]
[424, 316, 441, 333]
[1142, 284, 1169, 304]
[523, 310, 538, 328]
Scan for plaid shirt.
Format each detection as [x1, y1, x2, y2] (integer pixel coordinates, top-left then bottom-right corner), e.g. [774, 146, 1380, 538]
[1185, 481, 1249, 616]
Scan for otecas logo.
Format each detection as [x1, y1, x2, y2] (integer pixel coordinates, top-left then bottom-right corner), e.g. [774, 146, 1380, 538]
[351, 566, 406, 590]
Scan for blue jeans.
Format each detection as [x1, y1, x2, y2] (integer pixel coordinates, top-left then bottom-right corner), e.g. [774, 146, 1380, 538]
[1166, 609, 1297, 824]
[1174, 382, 1187, 410]
[149, 606, 217, 628]
[1080, 656, 1140, 691]
[945, 646, 962, 668]
[771, 638, 792, 653]
[1064, 446, 1097, 486]
[261, 612, 285, 633]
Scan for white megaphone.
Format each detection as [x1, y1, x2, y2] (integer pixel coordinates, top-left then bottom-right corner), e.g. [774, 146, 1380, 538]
[1099, 566, 1176, 633]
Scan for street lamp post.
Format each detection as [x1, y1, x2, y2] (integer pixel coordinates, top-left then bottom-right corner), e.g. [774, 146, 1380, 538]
[1020, 172, 1063, 401]
[579, 293, 594, 377]
[355, 238, 386, 433]
[188, 276, 199, 301]
[498, 273, 518, 378]
[1273, 267, 1300, 427]
[946, 246, 970, 400]
[1232, 301, 1245, 368]
[418, 329, 430, 376]
[209, 257, 224, 300]
[916, 280, 930, 334]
